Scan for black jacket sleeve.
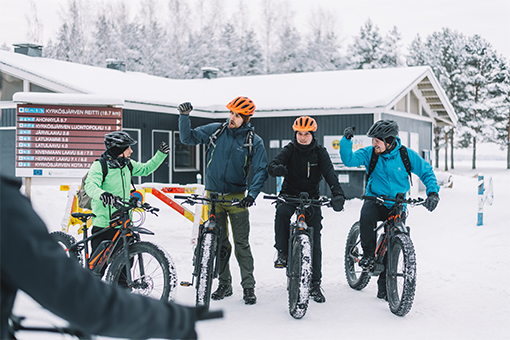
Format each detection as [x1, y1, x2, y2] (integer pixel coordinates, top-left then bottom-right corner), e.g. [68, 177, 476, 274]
[318, 146, 345, 197]
[0, 175, 197, 340]
[268, 144, 292, 177]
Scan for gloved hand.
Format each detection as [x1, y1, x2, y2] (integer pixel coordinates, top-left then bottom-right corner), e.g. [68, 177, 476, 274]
[331, 195, 345, 212]
[344, 126, 355, 140]
[271, 164, 287, 177]
[158, 141, 170, 154]
[178, 102, 193, 115]
[239, 195, 255, 208]
[424, 192, 439, 212]
[100, 192, 117, 207]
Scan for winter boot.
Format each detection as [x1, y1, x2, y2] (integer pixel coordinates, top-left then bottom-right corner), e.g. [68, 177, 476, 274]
[243, 288, 257, 305]
[309, 282, 326, 303]
[274, 251, 288, 269]
[377, 288, 388, 301]
[211, 284, 233, 301]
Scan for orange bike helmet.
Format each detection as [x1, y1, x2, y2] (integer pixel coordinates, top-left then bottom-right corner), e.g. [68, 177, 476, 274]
[292, 116, 317, 132]
[226, 96, 256, 116]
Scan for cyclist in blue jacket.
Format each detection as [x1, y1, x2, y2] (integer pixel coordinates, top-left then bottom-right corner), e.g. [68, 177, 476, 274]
[340, 120, 440, 300]
[178, 97, 268, 305]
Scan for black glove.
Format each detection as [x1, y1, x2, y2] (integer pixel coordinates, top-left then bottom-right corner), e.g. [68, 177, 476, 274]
[100, 192, 117, 207]
[158, 141, 170, 154]
[271, 164, 287, 177]
[178, 102, 193, 115]
[424, 192, 439, 212]
[239, 195, 255, 208]
[331, 195, 345, 212]
[344, 126, 355, 140]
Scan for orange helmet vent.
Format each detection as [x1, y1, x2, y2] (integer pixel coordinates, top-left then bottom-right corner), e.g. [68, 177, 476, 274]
[226, 96, 256, 116]
[293, 116, 317, 132]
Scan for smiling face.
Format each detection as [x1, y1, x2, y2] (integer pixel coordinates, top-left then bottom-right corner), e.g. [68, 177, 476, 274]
[372, 138, 387, 155]
[296, 131, 313, 145]
[229, 111, 245, 129]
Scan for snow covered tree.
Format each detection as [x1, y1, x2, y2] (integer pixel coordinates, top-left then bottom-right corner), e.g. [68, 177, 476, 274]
[457, 35, 505, 169]
[379, 26, 405, 68]
[25, 1, 44, 44]
[45, 0, 95, 65]
[303, 6, 343, 72]
[407, 28, 467, 169]
[347, 18, 383, 69]
[259, 0, 280, 74]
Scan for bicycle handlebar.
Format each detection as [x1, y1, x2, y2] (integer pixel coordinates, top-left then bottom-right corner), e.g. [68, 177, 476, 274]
[174, 194, 240, 206]
[113, 197, 160, 215]
[362, 194, 425, 206]
[263, 193, 331, 207]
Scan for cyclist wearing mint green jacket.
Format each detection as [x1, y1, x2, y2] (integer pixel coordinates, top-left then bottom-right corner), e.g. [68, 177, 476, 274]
[85, 131, 169, 259]
[340, 120, 439, 301]
[178, 97, 268, 305]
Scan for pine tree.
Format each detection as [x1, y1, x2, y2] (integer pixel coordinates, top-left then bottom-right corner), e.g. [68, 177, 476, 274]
[347, 18, 383, 69]
[379, 26, 404, 68]
[457, 35, 503, 169]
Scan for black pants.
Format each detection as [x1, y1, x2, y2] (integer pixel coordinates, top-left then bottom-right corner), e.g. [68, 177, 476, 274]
[359, 199, 407, 290]
[91, 227, 126, 279]
[274, 202, 323, 284]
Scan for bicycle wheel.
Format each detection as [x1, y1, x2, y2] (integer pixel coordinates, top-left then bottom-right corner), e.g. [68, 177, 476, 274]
[386, 233, 416, 316]
[50, 231, 83, 266]
[288, 233, 312, 319]
[344, 222, 371, 290]
[195, 232, 217, 309]
[107, 241, 177, 301]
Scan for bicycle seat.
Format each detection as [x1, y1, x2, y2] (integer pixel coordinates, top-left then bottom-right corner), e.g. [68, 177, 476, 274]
[71, 212, 96, 220]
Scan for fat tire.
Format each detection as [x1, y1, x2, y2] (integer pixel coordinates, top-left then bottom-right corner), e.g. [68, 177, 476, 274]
[386, 233, 416, 316]
[107, 241, 176, 301]
[50, 231, 83, 266]
[344, 222, 371, 290]
[195, 233, 217, 309]
[288, 234, 312, 319]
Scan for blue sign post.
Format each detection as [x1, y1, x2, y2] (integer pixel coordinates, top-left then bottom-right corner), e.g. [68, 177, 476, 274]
[477, 174, 494, 226]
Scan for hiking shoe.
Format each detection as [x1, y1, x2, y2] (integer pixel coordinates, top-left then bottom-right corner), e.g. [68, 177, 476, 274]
[274, 251, 288, 268]
[377, 288, 388, 301]
[243, 288, 257, 305]
[309, 283, 326, 303]
[211, 284, 233, 301]
[359, 255, 375, 269]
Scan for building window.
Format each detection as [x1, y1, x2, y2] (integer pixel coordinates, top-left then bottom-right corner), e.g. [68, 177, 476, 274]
[174, 131, 199, 171]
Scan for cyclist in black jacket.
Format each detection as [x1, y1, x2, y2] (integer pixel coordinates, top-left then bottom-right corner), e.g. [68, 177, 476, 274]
[267, 116, 346, 303]
[0, 174, 210, 340]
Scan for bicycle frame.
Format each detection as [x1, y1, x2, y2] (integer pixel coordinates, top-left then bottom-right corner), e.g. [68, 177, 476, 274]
[175, 193, 239, 288]
[70, 198, 156, 283]
[286, 193, 315, 279]
[360, 194, 422, 276]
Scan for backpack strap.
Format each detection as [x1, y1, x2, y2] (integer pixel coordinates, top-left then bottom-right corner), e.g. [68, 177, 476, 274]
[98, 157, 108, 183]
[366, 146, 413, 186]
[206, 122, 228, 154]
[399, 146, 413, 186]
[366, 148, 379, 182]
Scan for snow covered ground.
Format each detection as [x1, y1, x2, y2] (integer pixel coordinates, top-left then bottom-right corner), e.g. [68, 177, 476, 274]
[13, 143, 510, 340]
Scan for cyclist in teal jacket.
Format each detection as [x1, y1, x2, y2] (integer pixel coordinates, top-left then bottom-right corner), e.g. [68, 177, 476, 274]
[178, 97, 268, 305]
[340, 120, 439, 300]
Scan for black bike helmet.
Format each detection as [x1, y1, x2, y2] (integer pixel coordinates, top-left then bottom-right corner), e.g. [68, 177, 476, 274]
[104, 131, 137, 156]
[367, 120, 399, 141]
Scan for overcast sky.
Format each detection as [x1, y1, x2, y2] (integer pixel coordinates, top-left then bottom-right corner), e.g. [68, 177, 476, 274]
[1, 0, 509, 60]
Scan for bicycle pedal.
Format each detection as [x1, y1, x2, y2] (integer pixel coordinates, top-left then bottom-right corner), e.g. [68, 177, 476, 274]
[180, 281, 193, 287]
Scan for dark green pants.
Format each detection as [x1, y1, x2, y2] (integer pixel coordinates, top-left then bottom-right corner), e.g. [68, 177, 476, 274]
[210, 192, 255, 289]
